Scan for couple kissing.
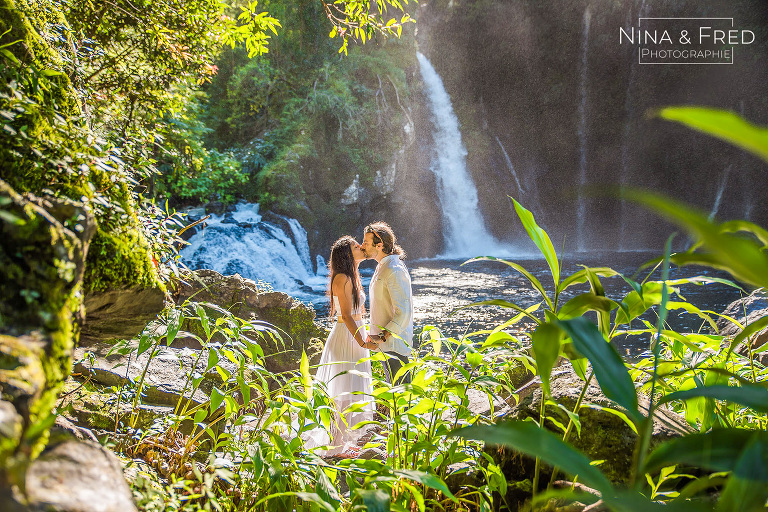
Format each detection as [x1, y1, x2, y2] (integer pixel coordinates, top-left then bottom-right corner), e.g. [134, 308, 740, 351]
[305, 221, 414, 458]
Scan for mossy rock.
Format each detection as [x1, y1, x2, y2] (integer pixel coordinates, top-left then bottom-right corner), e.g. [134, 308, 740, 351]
[174, 270, 327, 375]
[0, 179, 95, 488]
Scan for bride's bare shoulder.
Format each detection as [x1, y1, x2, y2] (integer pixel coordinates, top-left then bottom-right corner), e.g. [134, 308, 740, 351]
[331, 273, 351, 289]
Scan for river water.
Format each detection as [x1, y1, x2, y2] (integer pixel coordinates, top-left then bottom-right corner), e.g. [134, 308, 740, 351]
[309, 251, 744, 358]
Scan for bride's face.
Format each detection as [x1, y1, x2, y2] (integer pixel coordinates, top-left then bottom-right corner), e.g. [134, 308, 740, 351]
[351, 241, 366, 262]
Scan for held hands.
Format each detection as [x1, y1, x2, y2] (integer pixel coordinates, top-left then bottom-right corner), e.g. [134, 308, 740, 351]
[360, 332, 387, 350]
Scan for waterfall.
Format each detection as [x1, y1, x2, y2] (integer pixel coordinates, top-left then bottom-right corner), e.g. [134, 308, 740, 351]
[576, 6, 591, 252]
[496, 136, 525, 197]
[708, 166, 731, 221]
[181, 203, 327, 301]
[285, 216, 314, 274]
[417, 52, 508, 257]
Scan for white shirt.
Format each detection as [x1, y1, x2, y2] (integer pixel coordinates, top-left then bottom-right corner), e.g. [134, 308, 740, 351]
[368, 254, 413, 357]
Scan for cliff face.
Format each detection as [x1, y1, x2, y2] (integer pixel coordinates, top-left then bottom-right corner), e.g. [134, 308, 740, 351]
[412, 0, 768, 252]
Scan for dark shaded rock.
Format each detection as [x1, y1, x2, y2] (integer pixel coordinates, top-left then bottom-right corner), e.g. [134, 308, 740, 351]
[174, 269, 326, 373]
[716, 288, 768, 366]
[81, 288, 168, 344]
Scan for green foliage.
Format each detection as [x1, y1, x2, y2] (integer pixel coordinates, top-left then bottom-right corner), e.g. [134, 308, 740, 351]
[452, 110, 768, 510]
[658, 107, 768, 164]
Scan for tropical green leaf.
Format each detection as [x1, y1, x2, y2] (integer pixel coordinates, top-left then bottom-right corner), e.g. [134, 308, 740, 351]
[559, 318, 641, 424]
[354, 488, 390, 512]
[531, 322, 563, 397]
[209, 386, 225, 413]
[512, 198, 560, 287]
[454, 422, 613, 494]
[557, 294, 617, 320]
[627, 190, 768, 289]
[393, 469, 457, 501]
[300, 350, 312, 397]
[719, 219, 768, 246]
[715, 435, 768, 512]
[658, 384, 768, 414]
[642, 429, 768, 478]
[559, 267, 620, 293]
[166, 309, 181, 345]
[657, 107, 768, 163]
[615, 281, 664, 326]
[315, 467, 341, 509]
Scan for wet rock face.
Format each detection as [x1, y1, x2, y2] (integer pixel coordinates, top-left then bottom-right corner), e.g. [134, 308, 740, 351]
[0, 179, 96, 487]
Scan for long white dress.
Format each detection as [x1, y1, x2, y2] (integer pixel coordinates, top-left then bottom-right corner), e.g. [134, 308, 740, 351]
[303, 294, 375, 456]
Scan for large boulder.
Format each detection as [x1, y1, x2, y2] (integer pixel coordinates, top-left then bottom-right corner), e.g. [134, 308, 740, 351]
[2, 439, 138, 512]
[81, 288, 168, 344]
[0, 180, 95, 490]
[716, 288, 768, 366]
[174, 269, 326, 373]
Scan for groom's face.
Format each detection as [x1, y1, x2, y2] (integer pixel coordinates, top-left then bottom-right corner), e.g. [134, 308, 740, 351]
[362, 232, 378, 259]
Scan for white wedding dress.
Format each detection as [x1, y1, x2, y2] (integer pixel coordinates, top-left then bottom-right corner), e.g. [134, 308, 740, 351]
[303, 294, 375, 456]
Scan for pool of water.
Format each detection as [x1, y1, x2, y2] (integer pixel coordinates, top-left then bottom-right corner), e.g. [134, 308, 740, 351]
[307, 251, 745, 357]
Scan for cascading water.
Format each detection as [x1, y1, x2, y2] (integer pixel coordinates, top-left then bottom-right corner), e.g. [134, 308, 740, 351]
[576, 6, 591, 252]
[496, 136, 525, 198]
[181, 203, 327, 301]
[417, 52, 508, 257]
[708, 165, 731, 221]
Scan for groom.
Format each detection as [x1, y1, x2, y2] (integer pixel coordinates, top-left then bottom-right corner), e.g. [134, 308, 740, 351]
[360, 221, 413, 385]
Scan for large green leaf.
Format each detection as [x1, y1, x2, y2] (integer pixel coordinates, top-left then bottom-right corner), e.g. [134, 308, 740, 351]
[354, 488, 390, 512]
[393, 469, 457, 501]
[715, 436, 768, 512]
[627, 191, 768, 289]
[531, 322, 563, 397]
[658, 107, 768, 163]
[315, 467, 341, 509]
[557, 294, 617, 321]
[453, 422, 613, 495]
[558, 267, 620, 293]
[658, 384, 768, 414]
[614, 281, 664, 326]
[512, 198, 560, 287]
[643, 429, 768, 477]
[559, 318, 641, 424]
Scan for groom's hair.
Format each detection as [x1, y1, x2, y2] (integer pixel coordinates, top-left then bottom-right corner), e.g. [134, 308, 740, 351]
[365, 221, 406, 259]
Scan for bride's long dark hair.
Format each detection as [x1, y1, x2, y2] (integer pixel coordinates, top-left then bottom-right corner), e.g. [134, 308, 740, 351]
[328, 235, 362, 316]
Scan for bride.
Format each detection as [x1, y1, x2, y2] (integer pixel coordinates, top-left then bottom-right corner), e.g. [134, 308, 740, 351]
[304, 235, 375, 457]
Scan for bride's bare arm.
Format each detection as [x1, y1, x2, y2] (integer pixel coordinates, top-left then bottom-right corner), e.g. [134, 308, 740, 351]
[332, 274, 366, 347]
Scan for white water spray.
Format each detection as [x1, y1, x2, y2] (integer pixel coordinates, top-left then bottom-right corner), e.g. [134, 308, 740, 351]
[181, 203, 327, 301]
[417, 52, 508, 257]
